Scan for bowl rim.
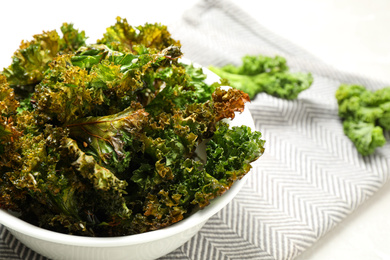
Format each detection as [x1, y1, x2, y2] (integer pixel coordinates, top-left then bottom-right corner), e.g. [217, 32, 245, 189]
[0, 60, 256, 248]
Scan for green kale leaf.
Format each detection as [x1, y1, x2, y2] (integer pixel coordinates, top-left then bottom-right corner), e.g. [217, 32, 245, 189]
[97, 17, 180, 54]
[336, 84, 390, 155]
[2, 24, 87, 88]
[209, 55, 313, 99]
[67, 106, 148, 174]
[342, 120, 386, 156]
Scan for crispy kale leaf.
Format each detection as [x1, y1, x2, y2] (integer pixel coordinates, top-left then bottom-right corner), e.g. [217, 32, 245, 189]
[2, 24, 87, 88]
[33, 45, 182, 124]
[0, 75, 24, 211]
[2, 30, 60, 87]
[0, 75, 21, 158]
[0, 75, 19, 116]
[336, 84, 390, 155]
[205, 123, 265, 183]
[1, 124, 130, 235]
[128, 121, 265, 233]
[145, 63, 222, 116]
[97, 17, 180, 54]
[67, 106, 148, 174]
[59, 23, 88, 53]
[194, 122, 265, 207]
[209, 55, 313, 99]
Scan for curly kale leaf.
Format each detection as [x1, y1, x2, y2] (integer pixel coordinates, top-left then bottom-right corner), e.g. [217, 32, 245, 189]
[342, 120, 386, 156]
[205, 123, 265, 183]
[113, 45, 182, 108]
[129, 158, 205, 233]
[33, 54, 104, 124]
[144, 122, 268, 213]
[220, 55, 288, 75]
[2, 24, 87, 88]
[145, 86, 251, 148]
[0, 127, 23, 211]
[209, 55, 313, 99]
[128, 122, 265, 232]
[2, 123, 131, 235]
[197, 122, 265, 204]
[124, 89, 255, 232]
[367, 87, 390, 130]
[97, 17, 180, 54]
[67, 107, 149, 174]
[1, 126, 87, 232]
[0, 76, 23, 209]
[0, 75, 22, 158]
[132, 122, 266, 229]
[181, 63, 219, 103]
[212, 87, 250, 121]
[378, 101, 390, 131]
[34, 46, 182, 124]
[2, 30, 60, 87]
[59, 23, 88, 53]
[145, 63, 220, 116]
[62, 138, 131, 224]
[336, 84, 390, 155]
[146, 63, 240, 117]
[0, 75, 19, 116]
[335, 84, 366, 104]
[112, 117, 208, 232]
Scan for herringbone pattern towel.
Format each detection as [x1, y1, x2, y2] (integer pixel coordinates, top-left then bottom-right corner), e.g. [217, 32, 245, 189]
[1, 0, 389, 259]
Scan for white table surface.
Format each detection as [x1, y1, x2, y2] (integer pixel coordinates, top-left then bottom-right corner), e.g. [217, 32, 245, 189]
[1, 1, 389, 259]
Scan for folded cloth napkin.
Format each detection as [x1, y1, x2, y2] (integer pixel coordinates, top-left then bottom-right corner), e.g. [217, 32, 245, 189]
[1, 0, 389, 260]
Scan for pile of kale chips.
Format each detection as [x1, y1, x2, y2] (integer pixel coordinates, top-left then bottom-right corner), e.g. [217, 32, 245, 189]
[0, 17, 265, 236]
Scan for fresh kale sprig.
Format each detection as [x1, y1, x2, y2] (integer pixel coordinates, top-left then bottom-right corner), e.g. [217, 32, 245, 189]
[336, 84, 389, 155]
[209, 55, 313, 100]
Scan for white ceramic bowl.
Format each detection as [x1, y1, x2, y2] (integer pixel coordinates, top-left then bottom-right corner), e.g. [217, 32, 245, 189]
[0, 65, 257, 260]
